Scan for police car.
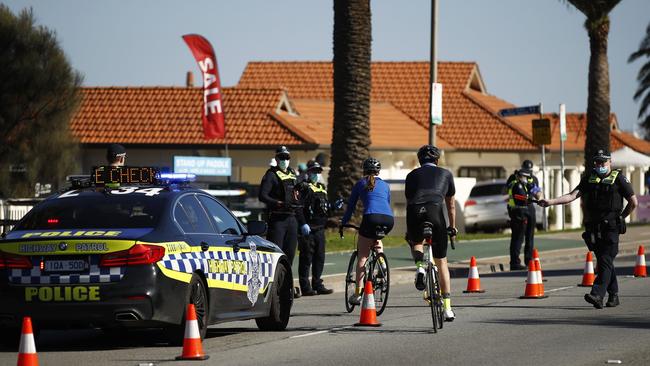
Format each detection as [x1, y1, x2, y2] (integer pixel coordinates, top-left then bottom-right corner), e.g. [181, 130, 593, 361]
[0, 167, 293, 343]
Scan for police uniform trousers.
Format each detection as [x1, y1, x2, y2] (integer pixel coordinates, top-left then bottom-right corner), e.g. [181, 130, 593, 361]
[298, 228, 326, 291]
[509, 208, 534, 266]
[590, 227, 620, 298]
[266, 213, 298, 265]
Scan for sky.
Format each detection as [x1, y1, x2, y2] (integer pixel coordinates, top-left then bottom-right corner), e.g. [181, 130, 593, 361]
[5, 0, 650, 135]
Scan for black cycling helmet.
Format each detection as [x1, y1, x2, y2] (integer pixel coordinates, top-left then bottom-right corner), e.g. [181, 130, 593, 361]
[362, 157, 381, 175]
[521, 160, 533, 170]
[106, 144, 126, 162]
[306, 160, 323, 173]
[275, 145, 290, 160]
[417, 145, 441, 164]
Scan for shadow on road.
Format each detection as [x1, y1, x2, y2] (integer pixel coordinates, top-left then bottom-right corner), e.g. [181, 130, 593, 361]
[477, 316, 650, 330]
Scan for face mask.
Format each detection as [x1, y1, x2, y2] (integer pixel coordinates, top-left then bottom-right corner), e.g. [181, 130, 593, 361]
[595, 166, 608, 176]
[518, 176, 528, 184]
[308, 173, 319, 183]
[278, 159, 289, 171]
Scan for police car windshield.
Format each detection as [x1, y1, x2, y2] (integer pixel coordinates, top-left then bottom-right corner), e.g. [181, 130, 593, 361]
[15, 194, 167, 230]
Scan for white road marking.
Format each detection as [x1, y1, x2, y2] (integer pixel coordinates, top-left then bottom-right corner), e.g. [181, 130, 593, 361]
[290, 326, 350, 338]
[324, 263, 335, 266]
[546, 286, 574, 293]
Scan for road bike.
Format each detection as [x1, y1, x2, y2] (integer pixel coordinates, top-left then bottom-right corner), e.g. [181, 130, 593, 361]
[340, 224, 390, 316]
[420, 222, 456, 332]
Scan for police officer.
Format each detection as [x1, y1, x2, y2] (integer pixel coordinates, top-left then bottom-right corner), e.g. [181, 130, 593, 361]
[259, 146, 307, 266]
[506, 160, 542, 270]
[540, 150, 638, 308]
[507, 168, 537, 270]
[297, 161, 333, 296]
[106, 144, 127, 167]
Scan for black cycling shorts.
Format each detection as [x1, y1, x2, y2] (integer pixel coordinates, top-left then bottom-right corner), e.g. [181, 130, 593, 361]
[359, 214, 394, 240]
[406, 202, 448, 258]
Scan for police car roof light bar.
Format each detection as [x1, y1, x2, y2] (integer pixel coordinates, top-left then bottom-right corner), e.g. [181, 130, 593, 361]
[158, 173, 196, 183]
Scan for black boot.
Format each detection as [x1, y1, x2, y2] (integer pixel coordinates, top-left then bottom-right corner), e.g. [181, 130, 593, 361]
[584, 293, 604, 309]
[605, 294, 620, 307]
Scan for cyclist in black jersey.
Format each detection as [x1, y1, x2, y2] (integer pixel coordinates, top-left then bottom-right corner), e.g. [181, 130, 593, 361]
[405, 145, 457, 321]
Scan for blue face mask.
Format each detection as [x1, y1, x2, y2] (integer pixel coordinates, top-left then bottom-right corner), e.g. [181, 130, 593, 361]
[278, 159, 289, 171]
[308, 173, 319, 183]
[595, 166, 608, 176]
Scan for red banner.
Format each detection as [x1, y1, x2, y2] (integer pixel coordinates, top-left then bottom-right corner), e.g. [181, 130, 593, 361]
[182, 34, 225, 140]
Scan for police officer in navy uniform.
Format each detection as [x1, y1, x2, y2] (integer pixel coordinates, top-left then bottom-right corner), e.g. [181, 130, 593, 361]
[540, 150, 638, 308]
[297, 160, 333, 296]
[507, 168, 537, 270]
[506, 160, 542, 270]
[259, 146, 307, 267]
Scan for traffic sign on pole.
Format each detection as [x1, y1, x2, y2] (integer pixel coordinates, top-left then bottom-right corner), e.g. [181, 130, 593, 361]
[532, 118, 551, 145]
[498, 105, 541, 117]
[431, 83, 442, 125]
[559, 103, 567, 141]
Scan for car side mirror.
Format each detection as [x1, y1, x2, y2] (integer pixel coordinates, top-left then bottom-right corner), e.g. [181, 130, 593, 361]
[246, 220, 267, 236]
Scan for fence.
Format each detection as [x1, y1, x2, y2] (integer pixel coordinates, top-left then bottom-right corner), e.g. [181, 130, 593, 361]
[0, 198, 42, 234]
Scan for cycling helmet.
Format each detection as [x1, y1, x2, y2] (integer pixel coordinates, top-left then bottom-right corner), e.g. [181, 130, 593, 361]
[275, 145, 290, 160]
[362, 157, 381, 175]
[417, 145, 441, 164]
[521, 160, 533, 170]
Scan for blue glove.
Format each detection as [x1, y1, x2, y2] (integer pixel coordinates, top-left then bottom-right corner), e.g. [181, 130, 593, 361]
[300, 224, 311, 236]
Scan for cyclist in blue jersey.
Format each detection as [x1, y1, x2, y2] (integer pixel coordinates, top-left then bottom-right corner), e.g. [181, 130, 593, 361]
[341, 157, 394, 305]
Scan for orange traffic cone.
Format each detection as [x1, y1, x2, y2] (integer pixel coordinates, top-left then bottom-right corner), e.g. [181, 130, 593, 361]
[534, 260, 546, 296]
[578, 252, 596, 287]
[520, 260, 547, 299]
[634, 245, 647, 278]
[354, 280, 382, 327]
[17, 317, 38, 366]
[532, 249, 547, 282]
[463, 256, 485, 293]
[175, 304, 209, 360]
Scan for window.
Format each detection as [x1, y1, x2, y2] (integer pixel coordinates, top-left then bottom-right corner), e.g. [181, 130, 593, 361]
[469, 184, 507, 197]
[174, 195, 215, 234]
[458, 166, 506, 181]
[198, 195, 242, 235]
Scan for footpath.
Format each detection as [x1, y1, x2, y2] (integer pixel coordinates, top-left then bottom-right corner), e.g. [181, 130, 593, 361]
[293, 224, 649, 293]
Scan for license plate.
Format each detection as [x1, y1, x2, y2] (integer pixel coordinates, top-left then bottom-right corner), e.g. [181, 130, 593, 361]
[43, 259, 88, 273]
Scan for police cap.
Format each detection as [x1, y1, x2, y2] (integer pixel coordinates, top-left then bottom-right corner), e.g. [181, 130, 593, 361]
[275, 145, 290, 160]
[517, 168, 532, 177]
[592, 149, 611, 163]
[106, 144, 126, 161]
[306, 160, 323, 173]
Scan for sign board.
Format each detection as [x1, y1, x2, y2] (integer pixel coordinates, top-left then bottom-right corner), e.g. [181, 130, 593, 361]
[92, 166, 158, 185]
[431, 83, 443, 125]
[559, 103, 567, 141]
[498, 105, 541, 117]
[174, 156, 232, 177]
[532, 118, 551, 145]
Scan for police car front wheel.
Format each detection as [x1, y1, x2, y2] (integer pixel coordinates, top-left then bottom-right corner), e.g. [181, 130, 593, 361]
[256, 263, 292, 331]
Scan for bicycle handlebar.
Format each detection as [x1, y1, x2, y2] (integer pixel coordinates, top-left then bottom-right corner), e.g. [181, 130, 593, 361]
[339, 223, 360, 239]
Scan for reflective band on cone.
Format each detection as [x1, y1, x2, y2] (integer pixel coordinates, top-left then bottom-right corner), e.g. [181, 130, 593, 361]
[533, 249, 547, 282]
[176, 304, 209, 361]
[578, 252, 595, 287]
[463, 256, 485, 293]
[354, 280, 381, 327]
[17, 317, 38, 366]
[634, 245, 647, 278]
[520, 260, 548, 299]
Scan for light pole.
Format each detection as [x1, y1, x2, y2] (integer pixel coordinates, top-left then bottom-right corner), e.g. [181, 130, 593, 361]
[428, 0, 438, 146]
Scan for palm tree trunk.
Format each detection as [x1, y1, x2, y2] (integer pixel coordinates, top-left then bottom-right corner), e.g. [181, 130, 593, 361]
[584, 17, 611, 169]
[329, 0, 372, 202]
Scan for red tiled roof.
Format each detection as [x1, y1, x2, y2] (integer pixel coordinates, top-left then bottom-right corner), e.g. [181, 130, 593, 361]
[276, 99, 451, 150]
[238, 61, 536, 151]
[70, 87, 308, 146]
[465, 90, 650, 154]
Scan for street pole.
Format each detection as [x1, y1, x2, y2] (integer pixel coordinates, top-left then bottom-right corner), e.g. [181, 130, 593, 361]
[428, 0, 438, 146]
[539, 103, 547, 231]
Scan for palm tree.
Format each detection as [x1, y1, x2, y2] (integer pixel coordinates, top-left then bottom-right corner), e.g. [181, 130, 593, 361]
[628, 22, 650, 140]
[565, 0, 621, 168]
[329, 0, 372, 203]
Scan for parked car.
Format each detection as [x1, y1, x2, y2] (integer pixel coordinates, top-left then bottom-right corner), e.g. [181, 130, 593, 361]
[464, 179, 542, 233]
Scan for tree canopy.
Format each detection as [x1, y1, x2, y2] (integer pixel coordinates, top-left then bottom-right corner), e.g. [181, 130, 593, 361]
[628, 22, 650, 140]
[0, 5, 82, 197]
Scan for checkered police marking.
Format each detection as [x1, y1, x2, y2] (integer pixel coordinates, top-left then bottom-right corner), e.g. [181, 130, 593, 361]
[159, 246, 276, 292]
[8, 256, 123, 285]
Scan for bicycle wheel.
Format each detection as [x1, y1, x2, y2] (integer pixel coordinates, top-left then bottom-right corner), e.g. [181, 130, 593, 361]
[433, 267, 444, 330]
[426, 262, 437, 332]
[345, 250, 358, 313]
[371, 253, 390, 316]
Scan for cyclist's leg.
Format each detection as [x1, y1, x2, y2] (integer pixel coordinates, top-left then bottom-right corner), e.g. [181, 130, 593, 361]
[431, 208, 455, 321]
[355, 234, 372, 291]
